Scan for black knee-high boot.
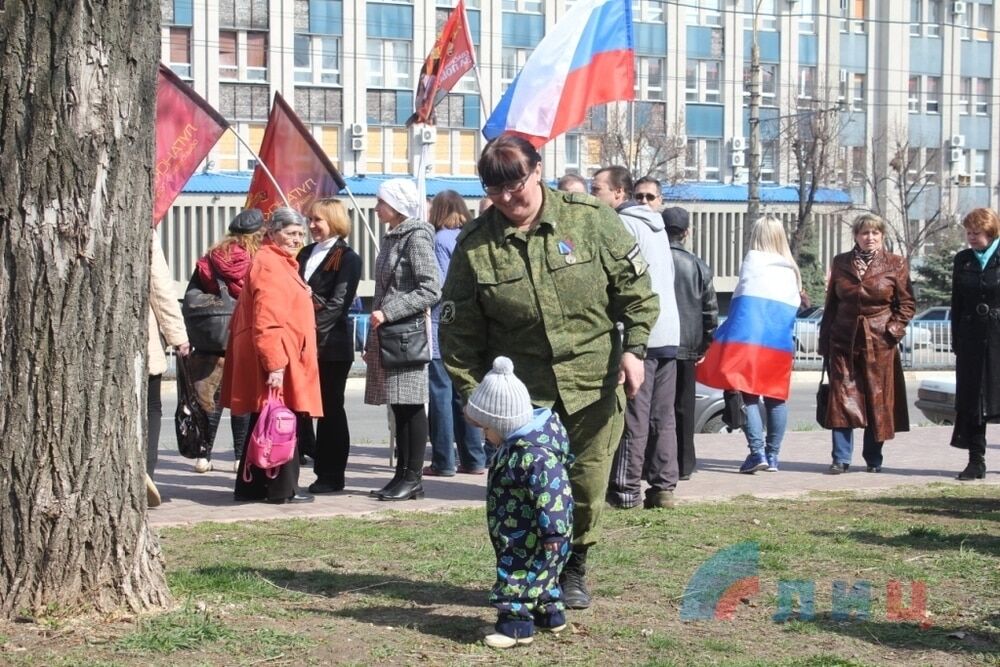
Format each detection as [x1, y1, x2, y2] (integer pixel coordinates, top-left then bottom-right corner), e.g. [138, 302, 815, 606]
[379, 404, 426, 501]
[958, 440, 987, 480]
[371, 406, 409, 496]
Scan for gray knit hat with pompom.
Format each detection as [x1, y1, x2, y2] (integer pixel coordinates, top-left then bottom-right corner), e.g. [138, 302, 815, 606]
[465, 356, 534, 440]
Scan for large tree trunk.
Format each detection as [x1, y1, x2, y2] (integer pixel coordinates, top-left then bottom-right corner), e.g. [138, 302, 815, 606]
[0, 1, 170, 616]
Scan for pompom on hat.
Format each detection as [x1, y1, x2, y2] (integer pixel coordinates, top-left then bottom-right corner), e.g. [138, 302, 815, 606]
[465, 356, 534, 440]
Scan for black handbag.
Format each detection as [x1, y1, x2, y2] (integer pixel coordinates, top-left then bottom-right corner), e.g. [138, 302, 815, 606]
[816, 361, 831, 428]
[174, 356, 211, 459]
[378, 312, 431, 368]
[722, 390, 746, 431]
[181, 270, 234, 354]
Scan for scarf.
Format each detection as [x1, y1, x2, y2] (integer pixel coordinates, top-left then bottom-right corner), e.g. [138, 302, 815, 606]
[852, 244, 879, 278]
[974, 236, 1000, 270]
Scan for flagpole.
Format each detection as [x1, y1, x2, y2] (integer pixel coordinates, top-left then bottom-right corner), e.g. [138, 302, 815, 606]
[472, 64, 490, 119]
[229, 128, 291, 208]
[340, 187, 381, 252]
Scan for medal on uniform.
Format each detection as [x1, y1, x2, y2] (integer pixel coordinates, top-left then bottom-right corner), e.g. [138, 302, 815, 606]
[558, 239, 576, 264]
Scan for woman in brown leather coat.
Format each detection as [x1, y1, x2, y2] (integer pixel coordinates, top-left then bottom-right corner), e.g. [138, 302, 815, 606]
[950, 208, 1000, 480]
[818, 213, 915, 473]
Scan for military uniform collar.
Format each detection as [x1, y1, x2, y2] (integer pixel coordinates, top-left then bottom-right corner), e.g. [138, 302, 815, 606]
[494, 186, 561, 243]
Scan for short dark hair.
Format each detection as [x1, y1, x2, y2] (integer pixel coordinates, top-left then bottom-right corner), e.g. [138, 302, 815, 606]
[557, 173, 587, 191]
[594, 166, 633, 197]
[477, 135, 542, 188]
[634, 176, 662, 192]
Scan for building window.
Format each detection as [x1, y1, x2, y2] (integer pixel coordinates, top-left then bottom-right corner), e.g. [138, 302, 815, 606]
[846, 73, 866, 111]
[565, 134, 581, 172]
[975, 78, 991, 116]
[840, 0, 866, 33]
[908, 76, 921, 113]
[684, 139, 699, 180]
[294, 86, 343, 124]
[760, 141, 777, 183]
[971, 150, 988, 186]
[686, 0, 721, 26]
[245, 32, 268, 81]
[687, 60, 722, 104]
[501, 48, 530, 93]
[925, 147, 940, 185]
[368, 39, 412, 89]
[798, 66, 816, 100]
[635, 57, 664, 101]
[910, 0, 941, 36]
[959, 77, 971, 115]
[925, 76, 940, 114]
[909, 0, 921, 35]
[295, 35, 341, 86]
[798, 0, 816, 33]
[219, 30, 238, 79]
[704, 139, 721, 181]
[168, 27, 192, 79]
[744, 63, 777, 106]
[975, 3, 992, 41]
[851, 146, 867, 184]
[631, 0, 663, 23]
[502, 0, 542, 13]
[743, 0, 776, 31]
[926, 0, 941, 36]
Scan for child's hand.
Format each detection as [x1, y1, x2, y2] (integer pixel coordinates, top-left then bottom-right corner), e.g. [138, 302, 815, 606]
[543, 540, 562, 553]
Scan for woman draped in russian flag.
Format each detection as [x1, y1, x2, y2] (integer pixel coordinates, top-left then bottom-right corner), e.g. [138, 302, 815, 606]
[697, 217, 802, 474]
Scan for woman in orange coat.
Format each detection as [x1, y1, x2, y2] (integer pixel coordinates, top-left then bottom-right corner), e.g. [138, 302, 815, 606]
[222, 207, 323, 504]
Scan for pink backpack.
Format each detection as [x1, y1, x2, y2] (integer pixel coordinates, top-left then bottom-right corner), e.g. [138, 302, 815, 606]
[242, 389, 297, 482]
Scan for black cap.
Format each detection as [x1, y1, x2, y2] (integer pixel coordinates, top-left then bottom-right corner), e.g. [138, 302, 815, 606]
[228, 209, 264, 235]
[662, 207, 690, 233]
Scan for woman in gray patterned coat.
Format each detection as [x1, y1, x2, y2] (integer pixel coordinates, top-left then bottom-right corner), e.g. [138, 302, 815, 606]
[364, 179, 441, 501]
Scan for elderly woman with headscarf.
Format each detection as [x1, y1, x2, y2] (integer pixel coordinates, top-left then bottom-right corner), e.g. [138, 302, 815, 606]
[364, 179, 441, 501]
[222, 207, 323, 504]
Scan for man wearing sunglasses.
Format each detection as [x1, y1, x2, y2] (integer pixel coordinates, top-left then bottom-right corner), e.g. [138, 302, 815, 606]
[633, 176, 663, 211]
[591, 166, 682, 511]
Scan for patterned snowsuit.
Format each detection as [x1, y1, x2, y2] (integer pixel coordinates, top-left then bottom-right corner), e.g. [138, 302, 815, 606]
[487, 408, 574, 639]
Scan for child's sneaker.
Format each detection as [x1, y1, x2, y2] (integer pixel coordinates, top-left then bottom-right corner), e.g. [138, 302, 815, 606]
[484, 633, 533, 648]
[535, 610, 567, 633]
[739, 452, 768, 474]
[765, 453, 779, 472]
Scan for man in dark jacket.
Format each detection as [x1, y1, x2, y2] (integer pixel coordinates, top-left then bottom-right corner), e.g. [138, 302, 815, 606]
[664, 207, 718, 480]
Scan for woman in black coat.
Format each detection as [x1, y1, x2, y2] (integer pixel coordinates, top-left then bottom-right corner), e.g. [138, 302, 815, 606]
[950, 207, 1000, 480]
[298, 198, 362, 493]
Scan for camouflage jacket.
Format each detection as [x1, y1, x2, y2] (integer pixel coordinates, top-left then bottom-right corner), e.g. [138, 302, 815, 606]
[439, 186, 658, 414]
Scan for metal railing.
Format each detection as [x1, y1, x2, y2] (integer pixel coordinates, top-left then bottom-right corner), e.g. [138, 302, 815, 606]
[792, 320, 953, 370]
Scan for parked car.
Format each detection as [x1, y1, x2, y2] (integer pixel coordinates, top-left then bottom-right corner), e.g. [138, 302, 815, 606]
[911, 306, 951, 349]
[914, 378, 956, 425]
[793, 308, 932, 354]
[695, 383, 733, 433]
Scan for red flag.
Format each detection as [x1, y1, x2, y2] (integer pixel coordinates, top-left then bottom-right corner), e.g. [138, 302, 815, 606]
[409, 0, 477, 126]
[245, 93, 346, 217]
[153, 63, 229, 225]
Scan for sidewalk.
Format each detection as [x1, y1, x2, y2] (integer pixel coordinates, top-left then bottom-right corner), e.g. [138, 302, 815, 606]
[147, 425, 998, 528]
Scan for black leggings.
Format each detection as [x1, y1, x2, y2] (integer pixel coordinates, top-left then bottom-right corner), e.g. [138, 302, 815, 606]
[147, 374, 162, 476]
[392, 403, 428, 472]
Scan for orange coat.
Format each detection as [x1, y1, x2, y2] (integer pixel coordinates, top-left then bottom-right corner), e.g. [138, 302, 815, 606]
[221, 242, 323, 416]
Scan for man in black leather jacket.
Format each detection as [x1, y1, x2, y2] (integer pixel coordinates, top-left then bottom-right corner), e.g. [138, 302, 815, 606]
[663, 207, 719, 480]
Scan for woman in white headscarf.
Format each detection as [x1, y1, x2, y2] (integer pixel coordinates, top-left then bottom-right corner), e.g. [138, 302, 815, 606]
[364, 179, 441, 501]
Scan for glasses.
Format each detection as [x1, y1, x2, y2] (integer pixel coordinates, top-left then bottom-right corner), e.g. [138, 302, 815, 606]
[483, 173, 531, 197]
[634, 192, 660, 203]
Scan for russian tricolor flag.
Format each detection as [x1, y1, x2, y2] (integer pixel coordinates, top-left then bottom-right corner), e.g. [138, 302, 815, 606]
[483, 0, 635, 147]
[696, 251, 801, 401]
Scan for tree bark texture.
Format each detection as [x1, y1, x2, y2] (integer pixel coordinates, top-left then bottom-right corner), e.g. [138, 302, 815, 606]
[0, 1, 170, 617]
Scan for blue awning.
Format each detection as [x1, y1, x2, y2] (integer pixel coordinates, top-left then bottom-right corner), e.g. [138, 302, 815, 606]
[663, 183, 852, 204]
[182, 171, 487, 198]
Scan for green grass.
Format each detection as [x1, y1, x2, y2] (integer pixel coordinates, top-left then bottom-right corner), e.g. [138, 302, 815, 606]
[2, 484, 998, 666]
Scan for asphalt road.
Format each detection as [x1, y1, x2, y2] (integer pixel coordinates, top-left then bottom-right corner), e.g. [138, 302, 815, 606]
[157, 374, 949, 461]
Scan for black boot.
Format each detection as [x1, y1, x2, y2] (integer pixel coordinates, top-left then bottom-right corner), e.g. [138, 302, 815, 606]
[378, 469, 425, 501]
[371, 452, 407, 496]
[560, 547, 592, 609]
[957, 453, 986, 481]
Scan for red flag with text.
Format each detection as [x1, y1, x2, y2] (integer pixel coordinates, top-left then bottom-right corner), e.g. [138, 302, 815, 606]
[153, 63, 229, 225]
[408, 0, 477, 126]
[245, 93, 346, 216]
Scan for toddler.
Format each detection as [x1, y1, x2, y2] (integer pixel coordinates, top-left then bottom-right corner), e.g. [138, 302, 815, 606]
[465, 356, 574, 649]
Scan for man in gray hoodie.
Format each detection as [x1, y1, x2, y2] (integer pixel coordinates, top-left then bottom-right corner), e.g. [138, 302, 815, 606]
[591, 166, 681, 509]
